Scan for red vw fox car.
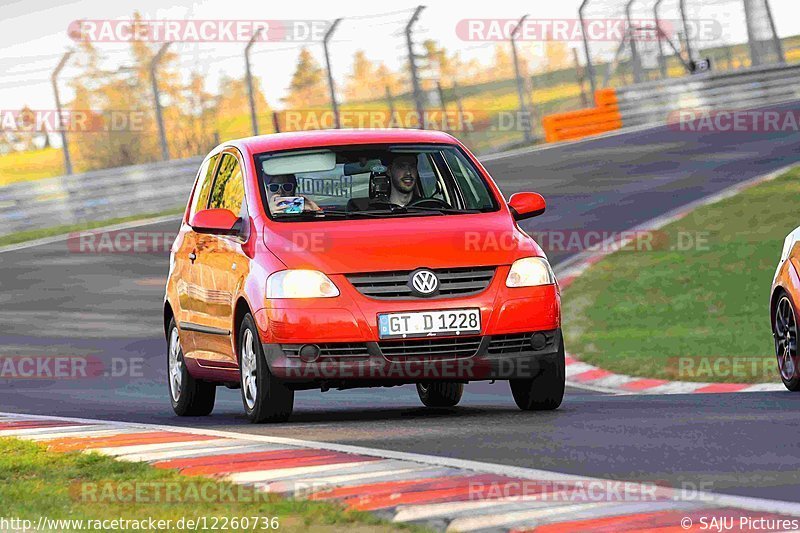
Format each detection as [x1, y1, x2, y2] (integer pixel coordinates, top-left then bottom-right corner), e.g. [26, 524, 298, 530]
[164, 129, 563, 423]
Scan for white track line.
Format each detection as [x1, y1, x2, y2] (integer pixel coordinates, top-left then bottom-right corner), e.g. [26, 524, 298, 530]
[3, 411, 799, 518]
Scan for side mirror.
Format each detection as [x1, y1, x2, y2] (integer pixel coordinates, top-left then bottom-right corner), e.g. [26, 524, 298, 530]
[508, 192, 546, 221]
[190, 208, 242, 236]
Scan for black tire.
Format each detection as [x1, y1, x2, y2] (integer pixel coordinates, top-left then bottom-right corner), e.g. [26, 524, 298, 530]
[416, 381, 464, 407]
[239, 314, 294, 423]
[509, 341, 565, 411]
[167, 318, 216, 416]
[773, 291, 800, 391]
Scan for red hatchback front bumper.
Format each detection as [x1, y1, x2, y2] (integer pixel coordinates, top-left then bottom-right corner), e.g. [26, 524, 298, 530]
[253, 266, 561, 384]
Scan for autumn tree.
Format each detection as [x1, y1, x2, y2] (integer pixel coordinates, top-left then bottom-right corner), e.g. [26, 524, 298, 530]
[490, 44, 516, 79]
[216, 75, 271, 138]
[283, 47, 327, 108]
[421, 40, 464, 86]
[375, 63, 402, 96]
[543, 41, 571, 73]
[345, 50, 378, 102]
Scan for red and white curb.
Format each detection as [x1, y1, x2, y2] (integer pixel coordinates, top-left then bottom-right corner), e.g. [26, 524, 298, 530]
[2, 412, 800, 532]
[563, 353, 785, 395]
[554, 164, 797, 396]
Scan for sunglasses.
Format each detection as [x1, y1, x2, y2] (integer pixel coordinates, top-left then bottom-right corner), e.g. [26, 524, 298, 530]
[268, 182, 296, 194]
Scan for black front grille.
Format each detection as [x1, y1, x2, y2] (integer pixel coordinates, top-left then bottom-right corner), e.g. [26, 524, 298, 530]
[487, 331, 556, 354]
[346, 267, 496, 300]
[379, 336, 482, 361]
[281, 343, 370, 359]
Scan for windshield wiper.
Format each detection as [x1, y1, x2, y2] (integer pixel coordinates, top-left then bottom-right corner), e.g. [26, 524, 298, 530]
[319, 209, 402, 218]
[276, 205, 478, 219]
[325, 206, 451, 218]
[403, 206, 483, 214]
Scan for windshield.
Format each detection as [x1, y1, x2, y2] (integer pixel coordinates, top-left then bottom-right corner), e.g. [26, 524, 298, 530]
[254, 144, 498, 221]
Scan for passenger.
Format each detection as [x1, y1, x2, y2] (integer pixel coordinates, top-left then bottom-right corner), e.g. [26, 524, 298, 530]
[266, 174, 321, 214]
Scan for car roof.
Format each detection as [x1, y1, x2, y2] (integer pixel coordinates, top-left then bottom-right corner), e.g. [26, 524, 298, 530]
[226, 129, 460, 156]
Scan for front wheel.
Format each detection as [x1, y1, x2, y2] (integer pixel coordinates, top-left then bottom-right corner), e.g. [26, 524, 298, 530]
[774, 293, 800, 391]
[167, 318, 216, 416]
[509, 342, 565, 411]
[416, 382, 463, 407]
[239, 314, 294, 423]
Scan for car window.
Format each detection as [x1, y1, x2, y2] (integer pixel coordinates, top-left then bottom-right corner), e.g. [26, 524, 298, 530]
[209, 153, 245, 215]
[417, 154, 445, 201]
[189, 154, 220, 217]
[442, 149, 494, 209]
[255, 145, 497, 221]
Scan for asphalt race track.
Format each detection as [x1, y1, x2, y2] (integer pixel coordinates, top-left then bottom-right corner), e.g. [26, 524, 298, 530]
[2, 108, 800, 503]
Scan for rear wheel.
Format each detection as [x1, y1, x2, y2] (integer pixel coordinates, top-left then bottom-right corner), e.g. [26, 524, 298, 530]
[773, 293, 800, 391]
[239, 314, 294, 423]
[416, 382, 463, 407]
[509, 342, 565, 411]
[167, 318, 216, 416]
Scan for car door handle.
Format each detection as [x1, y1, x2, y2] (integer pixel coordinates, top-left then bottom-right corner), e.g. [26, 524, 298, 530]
[188, 252, 197, 263]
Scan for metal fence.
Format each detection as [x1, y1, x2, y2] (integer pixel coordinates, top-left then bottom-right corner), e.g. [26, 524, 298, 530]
[4, 0, 790, 179]
[0, 157, 201, 237]
[579, 0, 785, 91]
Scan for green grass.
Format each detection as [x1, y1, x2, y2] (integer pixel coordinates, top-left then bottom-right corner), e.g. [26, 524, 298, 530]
[0, 209, 185, 248]
[0, 437, 418, 532]
[562, 167, 800, 383]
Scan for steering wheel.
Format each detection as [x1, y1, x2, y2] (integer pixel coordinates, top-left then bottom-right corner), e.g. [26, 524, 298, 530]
[407, 197, 451, 209]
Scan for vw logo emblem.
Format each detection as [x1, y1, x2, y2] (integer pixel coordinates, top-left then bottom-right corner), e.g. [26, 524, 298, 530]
[410, 269, 439, 296]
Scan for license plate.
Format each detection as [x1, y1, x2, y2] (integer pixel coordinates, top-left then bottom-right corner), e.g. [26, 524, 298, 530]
[378, 309, 481, 339]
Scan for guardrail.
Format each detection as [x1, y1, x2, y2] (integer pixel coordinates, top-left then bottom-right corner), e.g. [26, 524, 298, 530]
[0, 157, 201, 238]
[615, 63, 800, 128]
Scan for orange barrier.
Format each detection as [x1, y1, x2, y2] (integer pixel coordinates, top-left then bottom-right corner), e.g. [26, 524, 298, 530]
[542, 88, 622, 143]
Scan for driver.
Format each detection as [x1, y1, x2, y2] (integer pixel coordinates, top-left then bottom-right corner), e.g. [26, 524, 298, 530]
[386, 154, 419, 207]
[266, 174, 321, 215]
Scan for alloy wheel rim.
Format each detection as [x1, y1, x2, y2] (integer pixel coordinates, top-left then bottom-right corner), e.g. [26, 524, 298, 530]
[168, 327, 182, 402]
[775, 296, 798, 381]
[241, 329, 258, 410]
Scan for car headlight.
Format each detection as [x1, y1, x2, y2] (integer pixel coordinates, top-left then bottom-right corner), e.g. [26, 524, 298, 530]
[506, 257, 555, 288]
[266, 270, 340, 298]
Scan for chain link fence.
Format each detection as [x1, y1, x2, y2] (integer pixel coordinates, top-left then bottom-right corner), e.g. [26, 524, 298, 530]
[0, 1, 795, 183]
